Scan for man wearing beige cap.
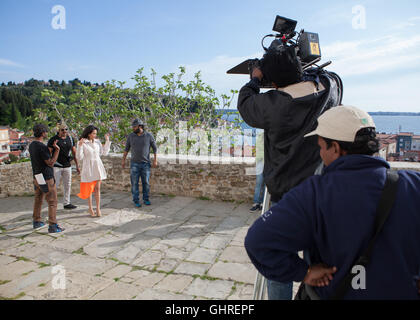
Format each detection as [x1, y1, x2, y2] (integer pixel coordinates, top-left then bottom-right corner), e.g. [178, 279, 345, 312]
[47, 123, 80, 209]
[245, 106, 420, 299]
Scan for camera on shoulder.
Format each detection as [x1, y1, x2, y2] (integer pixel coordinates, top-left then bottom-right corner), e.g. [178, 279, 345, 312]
[227, 16, 330, 88]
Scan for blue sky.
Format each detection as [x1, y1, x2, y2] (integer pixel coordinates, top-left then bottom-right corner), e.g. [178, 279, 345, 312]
[0, 0, 419, 112]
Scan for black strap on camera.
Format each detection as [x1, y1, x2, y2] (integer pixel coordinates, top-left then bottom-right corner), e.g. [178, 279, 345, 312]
[330, 169, 399, 300]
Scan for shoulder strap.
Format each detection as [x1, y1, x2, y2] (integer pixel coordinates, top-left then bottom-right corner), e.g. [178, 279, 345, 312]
[331, 169, 399, 300]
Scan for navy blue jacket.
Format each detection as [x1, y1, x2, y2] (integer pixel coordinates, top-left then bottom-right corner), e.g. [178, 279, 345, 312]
[245, 155, 420, 299]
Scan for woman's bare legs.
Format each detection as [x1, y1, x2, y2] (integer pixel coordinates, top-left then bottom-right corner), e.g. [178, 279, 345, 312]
[88, 193, 95, 217]
[94, 181, 102, 217]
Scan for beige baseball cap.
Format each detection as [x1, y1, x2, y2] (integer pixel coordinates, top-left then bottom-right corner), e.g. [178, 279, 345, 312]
[304, 106, 376, 142]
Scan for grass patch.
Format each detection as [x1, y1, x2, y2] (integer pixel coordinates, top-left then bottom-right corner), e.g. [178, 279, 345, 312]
[21, 270, 34, 276]
[72, 248, 86, 255]
[108, 257, 128, 266]
[168, 194, 176, 198]
[0, 292, 26, 300]
[95, 273, 103, 277]
[113, 278, 120, 282]
[131, 266, 143, 272]
[0, 280, 11, 285]
[38, 283, 46, 287]
[192, 274, 220, 281]
[198, 196, 211, 201]
[38, 263, 51, 268]
[16, 256, 31, 262]
[14, 292, 26, 299]
[0, 225, 6, 232]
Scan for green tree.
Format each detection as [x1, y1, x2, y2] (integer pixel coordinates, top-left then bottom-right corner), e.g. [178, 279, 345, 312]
[32, 67, 241, 152]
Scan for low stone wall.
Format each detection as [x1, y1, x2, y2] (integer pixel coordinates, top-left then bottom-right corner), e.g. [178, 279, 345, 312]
[0, 154, 256, 202]
[1, 155, 420, 201]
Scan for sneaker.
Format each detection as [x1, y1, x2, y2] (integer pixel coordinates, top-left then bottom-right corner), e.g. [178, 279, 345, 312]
[250, 203, 262, 212]
[144, 200, 151, 206]
[134, 201, 141, 208]
[33, 221, 46, 229]
[48, 224, 65, 233]
[64, 204, 77, 210]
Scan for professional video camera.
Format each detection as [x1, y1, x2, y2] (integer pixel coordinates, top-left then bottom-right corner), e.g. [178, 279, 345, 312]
[227, 16, 332, 88]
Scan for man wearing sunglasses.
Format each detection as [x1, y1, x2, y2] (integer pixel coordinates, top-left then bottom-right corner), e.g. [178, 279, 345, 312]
[47, 123, 80, 210]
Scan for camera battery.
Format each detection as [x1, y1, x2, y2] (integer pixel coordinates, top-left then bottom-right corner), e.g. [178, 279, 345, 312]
[299, 32, 321, 63]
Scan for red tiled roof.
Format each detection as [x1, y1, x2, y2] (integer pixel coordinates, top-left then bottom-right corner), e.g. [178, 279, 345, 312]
[398, 132, 414, 137]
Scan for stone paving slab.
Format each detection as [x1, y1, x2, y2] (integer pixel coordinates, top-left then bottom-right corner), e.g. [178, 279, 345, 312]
[91, 281, 142, 300]
[186, 247, 219, 264]
[60, 255, 118, 276]
[185, 278, 235, 299]
[0, 260, 40, 281]
[174, 262, 211, 276]
[0, 266, 53, 299]
[219, 245, 252, 264]
[133, 288, 194, 300]
[207, 262, 255, 284]
[24, 271, 115, 300]
[102, 264, 133, 280]
[0, 192, 296, 300]
[154, 274, 194, 293]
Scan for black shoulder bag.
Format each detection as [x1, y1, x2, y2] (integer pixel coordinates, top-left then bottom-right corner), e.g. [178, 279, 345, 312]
[295, 169, 400, 300]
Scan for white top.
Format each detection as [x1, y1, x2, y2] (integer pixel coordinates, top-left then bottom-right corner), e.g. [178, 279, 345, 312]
[76, 139, 111, 183]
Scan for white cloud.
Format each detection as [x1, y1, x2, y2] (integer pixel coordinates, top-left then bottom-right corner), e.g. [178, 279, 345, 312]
[323, 34, 420, 77]
[181, 53, 259, 95]
[0, 58, 24, 68]
[343, 73, 420, 112]
[174, 27, 420, 112]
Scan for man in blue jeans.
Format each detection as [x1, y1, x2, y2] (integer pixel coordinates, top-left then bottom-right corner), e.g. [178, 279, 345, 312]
[122, 119, 158, 207]
[250, 130, 265, 211]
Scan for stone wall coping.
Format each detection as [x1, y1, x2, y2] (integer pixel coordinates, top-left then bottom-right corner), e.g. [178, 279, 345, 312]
[107, 153, 256, 165]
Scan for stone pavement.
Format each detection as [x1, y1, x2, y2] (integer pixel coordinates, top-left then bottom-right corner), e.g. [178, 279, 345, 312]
[0, 192, 300, 300]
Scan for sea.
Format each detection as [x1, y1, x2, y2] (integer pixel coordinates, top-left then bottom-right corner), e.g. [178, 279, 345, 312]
[219, 111, 420, 146]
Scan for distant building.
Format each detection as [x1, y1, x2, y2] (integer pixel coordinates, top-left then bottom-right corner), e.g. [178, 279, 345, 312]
[411, 135, 420, 151]
[377, 133, 397, 161]
[396, 132, 413, 153]
[0, 126, 10, 154]
[9, 128, 25, 143]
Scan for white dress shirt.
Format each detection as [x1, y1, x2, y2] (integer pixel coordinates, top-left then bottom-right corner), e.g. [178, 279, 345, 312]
[76, 139, 111, 183]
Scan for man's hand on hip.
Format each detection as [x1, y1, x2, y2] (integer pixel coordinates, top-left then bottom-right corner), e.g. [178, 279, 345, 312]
[303, 264, 337, 287]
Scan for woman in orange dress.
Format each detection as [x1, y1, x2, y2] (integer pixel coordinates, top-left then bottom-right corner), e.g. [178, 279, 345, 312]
[76, 125, 111, 217]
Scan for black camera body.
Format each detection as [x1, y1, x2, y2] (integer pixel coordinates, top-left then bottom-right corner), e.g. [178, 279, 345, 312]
[227, 16, 324, 88]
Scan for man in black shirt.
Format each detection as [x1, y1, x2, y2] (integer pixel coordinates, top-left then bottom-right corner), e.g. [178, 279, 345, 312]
[29, 124, 65, 233]
[237, 46, 340, 299]
[47, 123, 79, 209]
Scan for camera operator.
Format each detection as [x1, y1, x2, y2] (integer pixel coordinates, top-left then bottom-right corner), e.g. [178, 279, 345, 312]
[237, 46, 333, 300]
